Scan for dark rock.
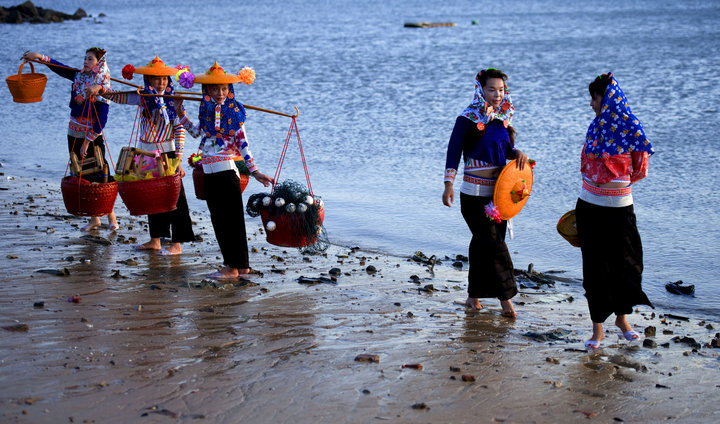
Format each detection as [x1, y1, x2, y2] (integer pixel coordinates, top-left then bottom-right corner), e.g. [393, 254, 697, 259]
[81, 235, 112, 245]
[328, 267, 341, 276]
[644, 326, 656, 337]
[33, 301, 44, 308]
[643, 339, 657, 348]
[665, 280, 695, 296]
[673, 336, 701, 349]
[297, 276, 337, 285]
[449, 366, 462, 372]
[461, 375, 476, 382]
[411, 402, 429, 410]
[523, 329, 574, 342]
[418, 284, 435, 293]
[1, 1, 86, 24]
[452, 261, 463, 268]
[354, 354, 379, 363]
[35, 268, 70, 276]
[2, 323, 29, 332]
[366, 265, 377, 274]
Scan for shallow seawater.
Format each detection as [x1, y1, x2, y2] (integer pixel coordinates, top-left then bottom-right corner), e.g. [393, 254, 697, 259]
[1, 0, 719, 318]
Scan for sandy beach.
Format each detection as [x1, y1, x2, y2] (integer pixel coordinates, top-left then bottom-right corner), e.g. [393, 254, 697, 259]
[1, 173, 719, 424]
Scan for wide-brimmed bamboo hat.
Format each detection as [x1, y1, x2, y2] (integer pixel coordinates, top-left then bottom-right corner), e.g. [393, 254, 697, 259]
[557, 210, 581, 247]
[132, 55, 178, 76]
[193, 61, 242, 85]
[492, 159, 533, 220]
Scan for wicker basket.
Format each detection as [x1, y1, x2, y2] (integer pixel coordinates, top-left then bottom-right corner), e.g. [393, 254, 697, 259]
[6, 62, 47, 103]
[118, 171, 181, 215]
[192, 166, 249, 201]
[261, 208, 325, 248]
[557, 209, 581, 247]
[61, 176, 118, 217]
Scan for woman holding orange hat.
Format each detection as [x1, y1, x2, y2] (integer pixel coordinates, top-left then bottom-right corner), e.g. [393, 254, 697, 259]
[175, 61, 273, 279]
[22, 48, 118, 232]
[102, 55, 195, 255]
[576, 73, 654, 349]
[442, 68, 528, 318]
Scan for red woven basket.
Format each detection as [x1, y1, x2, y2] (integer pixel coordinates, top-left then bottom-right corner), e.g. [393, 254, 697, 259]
[260, 207, 325, 248]
[118, 172, 181, 215]
[61, 176, 118, 217]
[192, 167, 249, 201]
[6, 62, 47, 103]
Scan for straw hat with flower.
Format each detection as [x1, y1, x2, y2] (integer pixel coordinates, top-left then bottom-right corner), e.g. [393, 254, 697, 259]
[192, 61, 255, 86]
[484, 159, 535, 222]
[121, 55, 181, 80]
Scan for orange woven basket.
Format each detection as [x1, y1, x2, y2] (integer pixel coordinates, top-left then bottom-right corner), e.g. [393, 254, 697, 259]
[118, 172, 182, 216]
[61, 176, 118, 217]
[261, 208, 325, 248]
[6, 62, 47, 103]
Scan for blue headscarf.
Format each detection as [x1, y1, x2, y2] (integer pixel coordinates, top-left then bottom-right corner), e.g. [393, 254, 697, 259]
[141, 75, 179, 123]
[585, 74, 654, 159]
[198, 83, 246, 142]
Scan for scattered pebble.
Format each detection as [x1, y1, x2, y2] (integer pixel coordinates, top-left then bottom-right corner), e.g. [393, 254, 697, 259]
[461, 375, 476, 382]
[411, 402, 429, 410]
[354, 354, 379, 363]
[2, 323, 29, 332]
[402, 363, 423, 370]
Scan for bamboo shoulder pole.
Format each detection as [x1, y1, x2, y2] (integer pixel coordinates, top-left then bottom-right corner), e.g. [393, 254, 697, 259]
[136, 88, 299, 117]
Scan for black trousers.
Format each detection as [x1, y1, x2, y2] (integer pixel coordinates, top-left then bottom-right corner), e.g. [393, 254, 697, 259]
[148, 181, 195, 243]
[575, 198, 653, 323]
[460, 193, 517, 300]
[204, 170, 249, 269]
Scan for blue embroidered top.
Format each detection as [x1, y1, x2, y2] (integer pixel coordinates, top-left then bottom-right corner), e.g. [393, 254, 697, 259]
[444, 117, 514, 182]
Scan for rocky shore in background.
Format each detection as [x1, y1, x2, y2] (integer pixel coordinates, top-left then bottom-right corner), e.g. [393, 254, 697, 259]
[1, 1, 87, 24]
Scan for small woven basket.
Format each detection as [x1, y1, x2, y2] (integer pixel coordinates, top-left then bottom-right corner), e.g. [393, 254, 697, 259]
[118, 171, 182, 215]
[6, 62, 47, 103]
[61, 176, 118, 217]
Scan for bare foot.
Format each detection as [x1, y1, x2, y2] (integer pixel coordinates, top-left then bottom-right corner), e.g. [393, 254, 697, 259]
[81, 217, 102, 232]
[500, 299, 517, 318]
[464, 297, 483, 311]
[586, 322, 605, 349]
[615, 315, 639, 340]
[133, 238, 162, 251]
[159, 243, 182, 256]
[107, 212, 118, 231]
[209, 266, 239, 279]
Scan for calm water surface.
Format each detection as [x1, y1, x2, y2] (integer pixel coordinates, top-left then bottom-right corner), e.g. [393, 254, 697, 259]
[1, 0, 719, 318]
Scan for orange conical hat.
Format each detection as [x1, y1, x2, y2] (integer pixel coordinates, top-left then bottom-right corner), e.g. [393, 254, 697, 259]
[492, 159, 533, 220]
[193, 61, 241, 84]
[132, 55, 178, 76]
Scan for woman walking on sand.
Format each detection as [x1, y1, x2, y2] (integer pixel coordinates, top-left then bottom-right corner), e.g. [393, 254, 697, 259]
[442, 68, 528, 318]
[22, 49, 118, 232]
[576, 73, 654, 349]
[103, 56, 195, 255]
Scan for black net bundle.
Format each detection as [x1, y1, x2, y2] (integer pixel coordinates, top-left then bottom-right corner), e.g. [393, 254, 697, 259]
[246, 180, 328, 252]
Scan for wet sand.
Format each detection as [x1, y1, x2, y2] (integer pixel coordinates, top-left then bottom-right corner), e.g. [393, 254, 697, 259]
[1, 175, 719, 424]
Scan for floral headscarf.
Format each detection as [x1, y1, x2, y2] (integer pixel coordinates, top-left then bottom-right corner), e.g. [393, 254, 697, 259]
[141, 75, 180, 124]
[585, 74, 654, 159]
[459, 70, 514, 130]
[198, 83, 246, 141]
[72, 51, 111, 105]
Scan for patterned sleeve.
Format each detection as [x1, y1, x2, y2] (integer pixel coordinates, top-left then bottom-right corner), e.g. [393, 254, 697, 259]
[444, 117, 469, 183]
[236, 124, 258, 174]
[173, 122, 186, 158]
[102, 90, 140, 105]
[178, 114, 202, 138]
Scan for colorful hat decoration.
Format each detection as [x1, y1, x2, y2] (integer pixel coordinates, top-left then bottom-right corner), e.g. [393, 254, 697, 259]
[190, 61, 255, 86]
[557, 210, 581, 247]
[122, 55, 179, 80]
[487, 159, 534, 221]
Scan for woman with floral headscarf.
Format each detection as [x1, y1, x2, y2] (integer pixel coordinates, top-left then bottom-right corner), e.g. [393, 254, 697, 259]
[22, 48, 118, 232]
[102, 56, 195, 255]
[175, 61, 273, 279]
[577, 73, 655, 350]
[442, 68, 528, 318]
